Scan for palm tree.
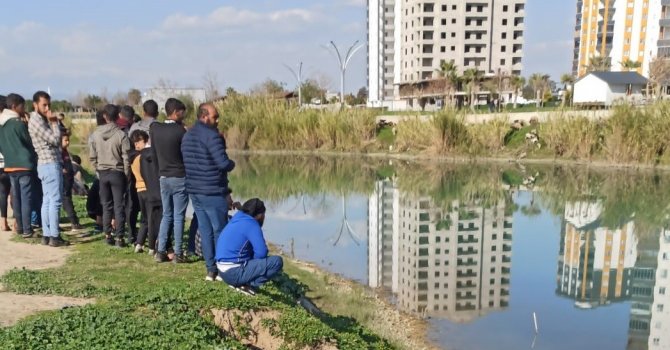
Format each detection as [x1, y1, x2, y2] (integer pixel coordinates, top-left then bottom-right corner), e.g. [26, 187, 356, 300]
[620, 59, 642, 72]
[560, 73, 575, 107]
[510, 75, 526, 109]
[436, 59, 460, 107]
[462, 68, 482, 110]
[584, 56, 611, 73]
[529, 73, 550, 108]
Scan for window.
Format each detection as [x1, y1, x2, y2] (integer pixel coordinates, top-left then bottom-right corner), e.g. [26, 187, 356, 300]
[452, 18, 456, 24]
[441, 46, 446, 53]
[502, 19, 508, 25]
[441, 5, 447, 11]
[441, 32, 446, 39]
[441, 19, 447, 25]
[657, 304, 664, 312]
[503, 5, 508, 12]
[451, 46, 456, 51]
[502, 32, 507, 39]
[452, 32, 456, 38]
[501, 46, 506, 52]
[452, 5, 457, 10]
[660, 287, 666, 295]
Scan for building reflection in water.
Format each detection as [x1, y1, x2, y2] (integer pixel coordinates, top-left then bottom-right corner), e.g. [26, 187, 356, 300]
[556, 201, 670, 349]
[368, 179, 513, 323]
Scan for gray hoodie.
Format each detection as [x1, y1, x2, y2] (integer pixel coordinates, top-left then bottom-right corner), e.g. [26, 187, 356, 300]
[89, 123, 130, 174]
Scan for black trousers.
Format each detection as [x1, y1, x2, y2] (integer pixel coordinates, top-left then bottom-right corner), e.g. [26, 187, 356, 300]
[0, 170, 10, 218]
[126, 187, 140, 242]
[99, 170, 127, 238]
[62, 175, 79, 225]
[136, 191, 162, 250]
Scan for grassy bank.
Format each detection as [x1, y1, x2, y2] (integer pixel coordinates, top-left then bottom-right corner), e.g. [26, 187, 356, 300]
[211, 96, 670, 166]
[0, 199, 405, 350]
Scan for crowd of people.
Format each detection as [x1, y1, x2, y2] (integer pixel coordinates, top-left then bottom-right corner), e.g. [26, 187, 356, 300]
[0, 92, 282, 295]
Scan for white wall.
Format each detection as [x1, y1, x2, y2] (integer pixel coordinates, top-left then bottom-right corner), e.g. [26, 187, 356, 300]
[573, 75, 610, 104]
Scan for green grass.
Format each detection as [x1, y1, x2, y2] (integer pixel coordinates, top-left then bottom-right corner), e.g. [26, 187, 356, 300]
[0, 197, 395, 350]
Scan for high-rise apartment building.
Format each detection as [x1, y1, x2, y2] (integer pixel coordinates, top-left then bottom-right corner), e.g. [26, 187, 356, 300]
[368, 0, 527, 108]
[572, 0, 664, 78]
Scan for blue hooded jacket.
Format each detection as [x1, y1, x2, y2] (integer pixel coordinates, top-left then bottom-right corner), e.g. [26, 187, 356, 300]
[216, 211, 268, 264]
[181, 120, 235, 195]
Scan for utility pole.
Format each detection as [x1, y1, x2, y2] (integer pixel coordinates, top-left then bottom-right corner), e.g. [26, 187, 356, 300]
[283, 62, 303, 106]
[325, 40, 364, 105]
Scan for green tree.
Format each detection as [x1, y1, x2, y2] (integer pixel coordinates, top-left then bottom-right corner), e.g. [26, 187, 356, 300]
[355, 86, 368, 105]
[300, 79, 326, 104]
[436, 59, 460, 107]
[225, 87, 238, 97]
[250, 79, 286, 96]
[462, 68, 482, 110]
[84, 94, 106, 111]
[51, 100, 74, 112]
[509, 75, 526, 109]
[620, 59, 642, 72]
[560, 74, 575, 107]
[529, 73, 550, 108]
[585, 56, 611, 73]
[127, 88, 142, 106]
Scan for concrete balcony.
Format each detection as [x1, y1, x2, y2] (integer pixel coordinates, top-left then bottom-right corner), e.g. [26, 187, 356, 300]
[662, 18, 670, 27]
[659, 39, 670, 48]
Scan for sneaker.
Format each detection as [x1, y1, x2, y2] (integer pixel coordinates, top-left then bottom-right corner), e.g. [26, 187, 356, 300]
[229, 284, 256, 296]
[155, 251, 170, 263]
[21, 232, 34, 239]
[148, 249, 155, 256]
[105, 234, 115, 246]
[115, 238, 127, 248]
[41, 236, 50, 245]
[49, 237, 71, 247]
[205, 271, 223, 282]
[172, 253, 187, 264]
[71, 223, 84, 231]
[134, 244, 144, 253]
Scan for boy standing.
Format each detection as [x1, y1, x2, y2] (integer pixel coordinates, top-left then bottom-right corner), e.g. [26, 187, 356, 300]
[60, 131, 83, 231]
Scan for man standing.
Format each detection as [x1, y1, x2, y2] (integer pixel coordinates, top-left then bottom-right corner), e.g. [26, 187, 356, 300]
[0, 94, 37, 239]
[182, 103, 235, 281]
[150, 98, 188, 263]
[216, 198, 283, 295]
[129, 100, 158, 136]
[28, 91, 68, 246]
[89, 104, 131, 247]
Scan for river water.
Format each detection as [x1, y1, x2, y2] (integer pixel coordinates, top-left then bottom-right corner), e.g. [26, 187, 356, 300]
[229, 155, 670, 350]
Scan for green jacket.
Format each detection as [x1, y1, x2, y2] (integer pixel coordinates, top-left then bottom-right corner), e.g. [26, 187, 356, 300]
[0, 109, 37, 170]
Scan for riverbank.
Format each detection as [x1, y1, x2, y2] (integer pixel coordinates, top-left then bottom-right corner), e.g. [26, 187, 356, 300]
[0, 198, 428, 349]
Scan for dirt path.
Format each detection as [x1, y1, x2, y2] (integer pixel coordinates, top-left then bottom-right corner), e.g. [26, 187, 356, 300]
[0, 229, 92, 327]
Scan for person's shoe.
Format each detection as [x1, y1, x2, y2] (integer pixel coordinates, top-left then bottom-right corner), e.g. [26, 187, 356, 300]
[21, 232, 34, 239]
[172, 253, 187, 264]
[105, 234, 115, 246]
[154, 251, 170, 263]
[148, 249, 155, 256]
[229, 284, 256, 296]
[115, 238, 127, 248]
[41, 236, 50, 245]
[205, 271, 223, 282]
[134, 244, 144, 253]
[49, 237, 71, 247]
[71, 223, 84, 231]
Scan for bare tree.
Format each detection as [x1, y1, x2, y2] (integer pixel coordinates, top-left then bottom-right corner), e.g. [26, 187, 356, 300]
[649, 57, 670, 98]
[156, 78, 176, 89]
[312, 72, 332, 104]
[127, 88, 142, 105]
[202, 70, 221, 101]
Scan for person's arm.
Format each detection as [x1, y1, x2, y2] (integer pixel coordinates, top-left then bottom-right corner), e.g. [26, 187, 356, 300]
[89, 134, 98, 171]
[30, 114, 61, 147]
[121, 133, 131, 176]
[149, 126, 160, 171]
[248, 225, 269, 259]
[207, 132, 235, 172]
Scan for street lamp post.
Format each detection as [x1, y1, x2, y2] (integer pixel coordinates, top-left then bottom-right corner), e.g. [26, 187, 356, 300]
[325, 40, 364, 105]
[283, 62, 303, 106]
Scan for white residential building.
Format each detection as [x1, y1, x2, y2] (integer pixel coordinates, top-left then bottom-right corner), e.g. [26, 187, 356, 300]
[368, 0, 527, 109]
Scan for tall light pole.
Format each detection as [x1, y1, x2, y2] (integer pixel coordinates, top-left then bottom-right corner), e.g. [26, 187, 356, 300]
[325, 40, 364, 105]
[283, 62, 303, 106]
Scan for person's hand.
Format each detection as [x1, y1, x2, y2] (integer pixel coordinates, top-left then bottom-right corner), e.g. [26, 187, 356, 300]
[232, 201, 241, 210]
[46, 110, 57, 122]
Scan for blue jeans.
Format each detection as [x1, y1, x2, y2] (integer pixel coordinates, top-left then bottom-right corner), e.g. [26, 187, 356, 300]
[37, 163, 63, 238]
[220, 256, 284, 288]
[157, 177, 188, 255]
[8, 171, 33, 234]
[190, 194, 229, 273]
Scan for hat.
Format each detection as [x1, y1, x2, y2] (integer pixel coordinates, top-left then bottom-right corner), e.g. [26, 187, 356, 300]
[241, 198, 266, 217]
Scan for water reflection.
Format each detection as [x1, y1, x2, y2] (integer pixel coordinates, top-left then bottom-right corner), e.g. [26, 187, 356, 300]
[229, 155, 670, 349]
[368, 178, 512, 323]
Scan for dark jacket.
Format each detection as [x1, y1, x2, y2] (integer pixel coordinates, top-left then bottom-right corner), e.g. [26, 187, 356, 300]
[149, 121, 186, 178]
[181, 121, 235, 195]
[139, 147, 161, 202]
[215, 212, 268, 264]
[0, 109, 37, 170]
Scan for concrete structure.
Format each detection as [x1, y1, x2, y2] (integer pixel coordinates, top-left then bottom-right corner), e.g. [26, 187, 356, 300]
[648, 230, 670, 349]
[573, 71, 648, 106]
[572, 0, 663, 77]
[368, 0, 526, 109]
[368, 182, 513, 322]
[556, 201, 638, 308]
[142, 88, 206, 113]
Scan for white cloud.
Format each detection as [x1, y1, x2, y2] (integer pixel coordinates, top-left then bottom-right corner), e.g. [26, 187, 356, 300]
[163, 6, 317, 30]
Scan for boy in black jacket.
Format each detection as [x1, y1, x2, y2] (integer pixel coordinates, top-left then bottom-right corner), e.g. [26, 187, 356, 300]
[131, 130, 162, 255]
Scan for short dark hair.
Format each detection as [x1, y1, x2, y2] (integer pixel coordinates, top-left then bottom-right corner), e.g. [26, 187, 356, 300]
[95, 110, 106, 126]
[102, 104, 119, 123]
[32, 91, 50, 103]
[6, 93, 25, 110]
[120, 105, 134, 120]
[197, 103, 209, 119]
[130, 129, 149, 143]
[142, 99, 158, 118]
[165, 98, 186, 116]
[61, 128, 71, 137]
[241, 198, 266, 217]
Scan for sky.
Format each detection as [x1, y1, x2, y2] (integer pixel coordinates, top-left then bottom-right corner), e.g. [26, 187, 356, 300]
[0, 0, 575, 100]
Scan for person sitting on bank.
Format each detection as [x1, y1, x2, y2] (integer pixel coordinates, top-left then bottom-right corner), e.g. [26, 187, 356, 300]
[215, 198, 283, 295]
